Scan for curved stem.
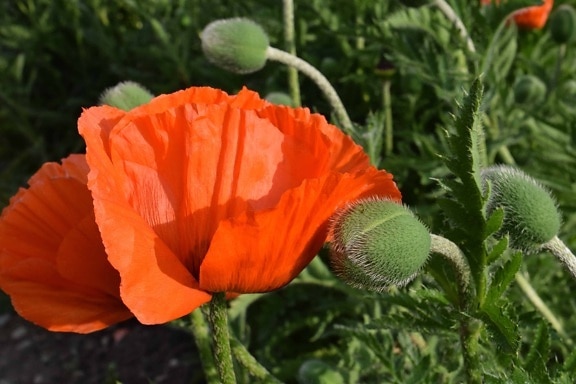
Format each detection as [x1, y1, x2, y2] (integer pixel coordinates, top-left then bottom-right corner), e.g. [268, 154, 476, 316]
[282, 0, 301, 106]
[433, 0, 476, 53]
[430, 234, 481, 384]
[430, 234, 473, 307]
[266, 46, 354, 135]
[541, 236, 576, 279]
[230, 337, 283, 383]
[190, 309, 220, 383]
[208, 292, 236, 384]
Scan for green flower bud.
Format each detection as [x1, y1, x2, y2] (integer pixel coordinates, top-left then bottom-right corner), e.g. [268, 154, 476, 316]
[513, 75, 547, 107]
[549, 5, 576, 44]
[298, 360, 344, 384]
[329, 199, 431, 291]
[201, 18, 269, 74]
[99, 81, 154, 111]
[481, 165, 561, 252]
[264, 91, 294, 106]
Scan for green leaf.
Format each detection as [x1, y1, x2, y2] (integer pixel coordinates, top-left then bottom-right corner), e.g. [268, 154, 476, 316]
[523, 322, 552, 384]
[484, 207, 504, 239]
[479, 302, 520, 353]
[481, 20, 517, 86]
[486, 236, 509, 265]
[485, 252, 522, 304]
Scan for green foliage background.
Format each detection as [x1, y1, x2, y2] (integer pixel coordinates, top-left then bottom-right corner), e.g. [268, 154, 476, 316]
[1, 0, 576, 382]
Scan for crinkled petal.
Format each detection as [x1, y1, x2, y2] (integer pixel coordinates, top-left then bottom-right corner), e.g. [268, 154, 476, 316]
[199, 169, 401, 293]
[0, 155, 132, 332]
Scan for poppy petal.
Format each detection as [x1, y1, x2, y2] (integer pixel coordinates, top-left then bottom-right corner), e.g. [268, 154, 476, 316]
[199, 169, 401, 293]
[0, 155, 132, 332]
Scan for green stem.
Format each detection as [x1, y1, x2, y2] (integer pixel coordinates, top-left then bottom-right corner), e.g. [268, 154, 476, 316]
[459, 319, 482, 384]
[208, 292, 236, 384]
[190, 309, 220, 383]
[514, 272, 569, 341]
[383, 79, 393, 156]
[433, 0, 476, 53]
[430, 235, 473, 309]
[430, 235, 481, 383]
[282, 0, 301, 106]
[541, 236, 576, 279]
[230, 337, 283, 383]
[265, 46, 354, 135]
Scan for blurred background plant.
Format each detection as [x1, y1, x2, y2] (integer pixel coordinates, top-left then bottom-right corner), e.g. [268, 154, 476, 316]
[1, 0, 576, 383]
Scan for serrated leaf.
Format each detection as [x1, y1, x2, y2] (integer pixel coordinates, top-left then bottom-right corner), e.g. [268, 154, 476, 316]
[523, 322, 552, 384]
[485, 252, 522, 303]
[486, 236, 509, 265]
[484, 207, 504, 239]
[480, 302, 520, 353]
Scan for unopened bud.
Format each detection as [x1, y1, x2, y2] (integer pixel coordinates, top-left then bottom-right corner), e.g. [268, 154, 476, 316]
[549, 5, 576, 44]
[201, 18, 269, 74]
[99, 81, 154, 111]
[264, 91, 294, 106]
[329, 199, 431, 291]
[481, 165, 561, 251]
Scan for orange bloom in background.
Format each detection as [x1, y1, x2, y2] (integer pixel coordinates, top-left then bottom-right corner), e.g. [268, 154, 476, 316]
[78, 86, 401, 325]
[512, 0, 553, 28]
[481, 0, 554, 29]
[0, 155, 133, 333]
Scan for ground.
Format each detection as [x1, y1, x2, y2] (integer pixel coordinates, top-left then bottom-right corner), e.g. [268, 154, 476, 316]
[0, 312, 205, 384]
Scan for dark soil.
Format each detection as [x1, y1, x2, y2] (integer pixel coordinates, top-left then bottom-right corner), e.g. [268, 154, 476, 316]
[0, 312, 205, 384]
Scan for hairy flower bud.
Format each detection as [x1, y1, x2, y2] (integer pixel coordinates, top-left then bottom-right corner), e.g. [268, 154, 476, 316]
[549, 5, 576, 44]
[201, 18, 269, 74]
[481, 165, 561, 251]
[513, 75, 547, 107]
[329, 199, 431, 291]
[99, 81, 154, 111]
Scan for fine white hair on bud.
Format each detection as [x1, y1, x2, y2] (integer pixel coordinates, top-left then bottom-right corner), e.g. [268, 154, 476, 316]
[99, 81, 154, 111]
[329, 198, 431, 292]
[201, 18, 269, 74]
[481, 165, 561, 252]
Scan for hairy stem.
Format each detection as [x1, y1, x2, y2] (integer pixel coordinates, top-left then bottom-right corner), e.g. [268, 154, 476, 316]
[190, 309, 220, 383]
[541, 236, 576, 279]
[430, 234, 473, 308]
[230, 337, 282, 383]
[430, 235, 481, 383]
[282, 0, 301, 106]
[208, 292, 236, 384]
[266, 46, 354, 135]
[433, 0, 476, 53]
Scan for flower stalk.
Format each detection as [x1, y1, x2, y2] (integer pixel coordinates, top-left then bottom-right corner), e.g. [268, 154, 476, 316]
[231, 336, 282, 383]
[208, 292, 236, 384]
[541, 236, 576, 279]
[265, 46, 354, 135]
[430, 234, 473, 308]
[282, 0, 301, 106]
[190, 309, 220, 383]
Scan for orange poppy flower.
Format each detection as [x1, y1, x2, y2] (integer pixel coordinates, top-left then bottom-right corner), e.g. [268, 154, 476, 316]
[0, 155, 133, 333]
[481, 0, 554, 29]
[78, 86, 401, 325]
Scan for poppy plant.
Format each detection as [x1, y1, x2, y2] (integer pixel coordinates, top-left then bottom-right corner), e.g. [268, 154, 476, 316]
[0, 155, 133, 333]
[481, 0, 554, 29]
[78, 86, 401, 325]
